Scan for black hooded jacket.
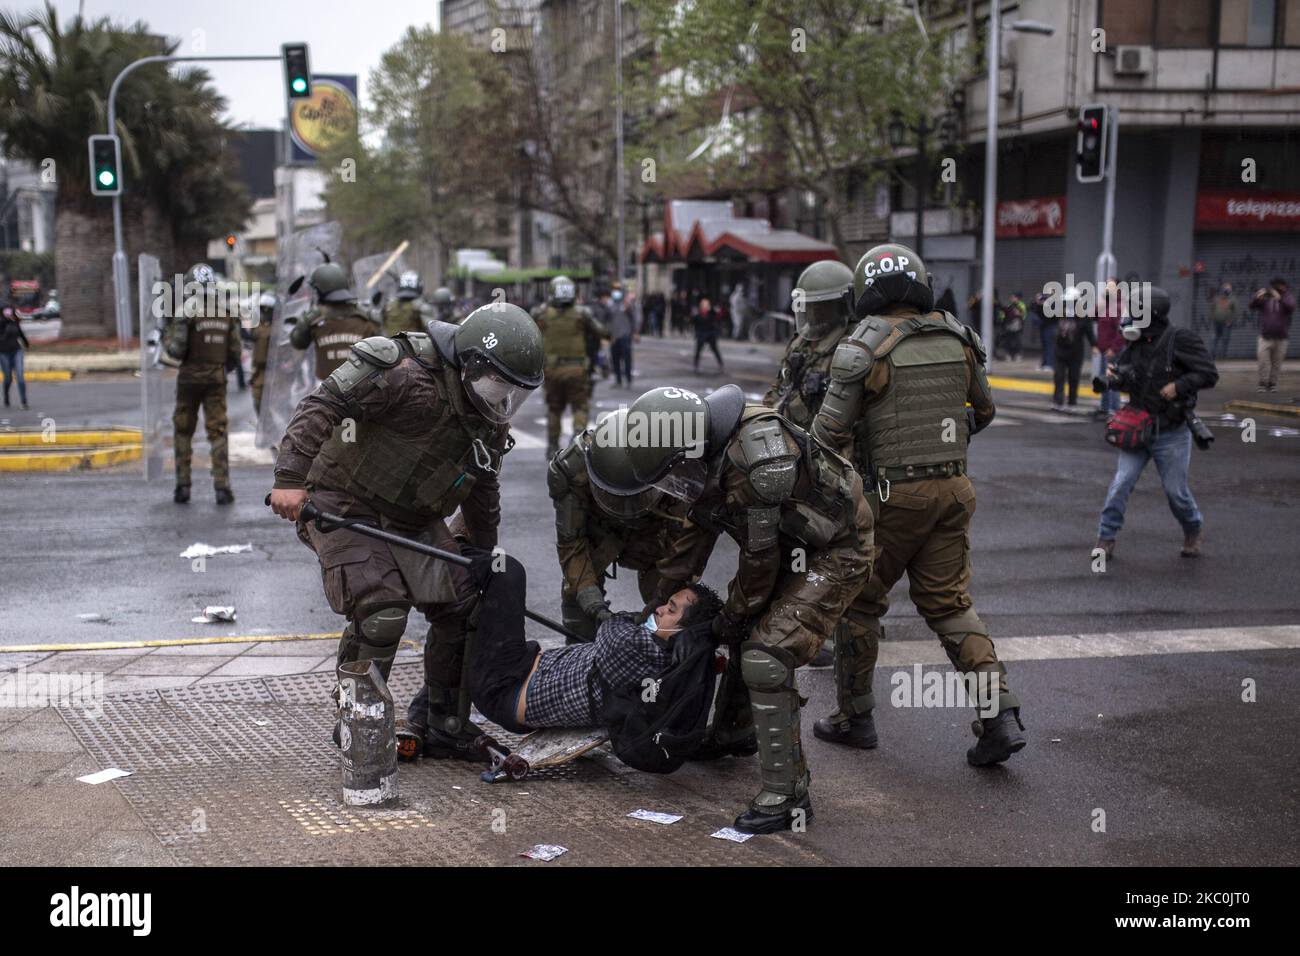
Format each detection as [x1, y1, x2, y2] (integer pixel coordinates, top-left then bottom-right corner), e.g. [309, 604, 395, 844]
[1112, 317, 1218, 429]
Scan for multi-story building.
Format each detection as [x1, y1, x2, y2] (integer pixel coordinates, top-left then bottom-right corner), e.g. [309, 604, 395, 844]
[899, 0, 1300, 354]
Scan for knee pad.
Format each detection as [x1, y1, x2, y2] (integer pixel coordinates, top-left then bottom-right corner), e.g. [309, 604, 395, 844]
[356, 601, 410, 648]
[740, 641, 796, 692]
[928, 608, 988, 649]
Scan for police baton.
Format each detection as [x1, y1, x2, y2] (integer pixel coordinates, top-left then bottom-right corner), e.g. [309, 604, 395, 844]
[264, 494, 580, 641]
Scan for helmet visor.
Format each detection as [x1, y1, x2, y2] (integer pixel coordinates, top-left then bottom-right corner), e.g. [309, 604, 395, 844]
[462, 356, 531, 423]
[650, 458, 709, 503]
[794, 300, 844, 337]
[591, 482, 661, 519]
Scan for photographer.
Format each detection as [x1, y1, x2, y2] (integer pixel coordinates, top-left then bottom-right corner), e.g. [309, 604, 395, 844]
[1092, 286, 1218, 559]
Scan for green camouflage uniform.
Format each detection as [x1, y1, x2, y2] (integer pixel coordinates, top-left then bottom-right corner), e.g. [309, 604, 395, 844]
[381, 298, 434, 337]
[533, 303, 606, 454]
[172, 310, 240, 489]
[291, 302, 380, 380]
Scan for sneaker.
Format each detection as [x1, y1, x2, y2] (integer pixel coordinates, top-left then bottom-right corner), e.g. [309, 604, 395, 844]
[214, 487, 235, 506]
[1094, 537, 1115, 560]
[1257, 385, 1268, 393]
[1181, 529, 1202, 558]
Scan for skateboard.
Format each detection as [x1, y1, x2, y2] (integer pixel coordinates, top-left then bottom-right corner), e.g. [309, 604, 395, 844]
[481, 727, 610, 782]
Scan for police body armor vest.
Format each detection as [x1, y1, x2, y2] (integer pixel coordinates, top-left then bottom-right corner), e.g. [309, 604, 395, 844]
[382, 299, 426, 337]
[312, 305, 375, 380]
[775, 329, 843, 429]
[859, 313, 969, 478]
[540, 305, 589, 365]
[185, 315, 231, 366]
[307, 335, 506, 525]
[699, 407, 858, 551]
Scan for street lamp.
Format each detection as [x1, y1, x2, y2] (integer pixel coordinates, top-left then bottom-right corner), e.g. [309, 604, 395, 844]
[980, 13, 1054, 368]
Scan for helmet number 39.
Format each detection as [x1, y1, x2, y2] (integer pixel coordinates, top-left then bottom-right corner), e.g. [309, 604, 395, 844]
[482, 332, 498, 349]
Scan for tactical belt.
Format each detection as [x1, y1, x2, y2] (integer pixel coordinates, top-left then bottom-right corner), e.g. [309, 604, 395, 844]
[548, 357, 587, 367]
[875, 460, 965, 484]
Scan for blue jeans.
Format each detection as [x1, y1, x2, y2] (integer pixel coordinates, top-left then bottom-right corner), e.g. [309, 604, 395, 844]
[1098, 424, 1202, 541]
[0, 349, 26, 405]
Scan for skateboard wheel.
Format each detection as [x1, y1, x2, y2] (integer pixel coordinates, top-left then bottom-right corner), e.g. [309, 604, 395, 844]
[502, 754, 529, 781]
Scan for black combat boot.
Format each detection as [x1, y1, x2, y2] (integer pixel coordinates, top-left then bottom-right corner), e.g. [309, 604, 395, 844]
[173, 484, 190, 504]
[813, 711, 878, 749]
[734, 790, 813, 835]
[423, 685, 497, 763]
[967, 707, 1026, 767]
[214, 486, 234, 505]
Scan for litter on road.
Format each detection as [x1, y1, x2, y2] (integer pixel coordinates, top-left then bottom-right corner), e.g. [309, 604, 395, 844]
[711, 828, 755, 844]
[521, 844, 568, 861]
[191, 606, 237, 624]
[179, 543, 254, 559]
[77, 768, 132, 785]
[628, 809, 683, 825]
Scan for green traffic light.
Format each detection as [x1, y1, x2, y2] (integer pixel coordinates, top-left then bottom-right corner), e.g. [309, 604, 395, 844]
[98, 170, 115, 187]
[291, 77, 307, 93]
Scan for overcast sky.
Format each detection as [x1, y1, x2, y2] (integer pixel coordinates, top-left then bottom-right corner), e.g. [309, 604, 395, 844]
[9, 0, 444, 128]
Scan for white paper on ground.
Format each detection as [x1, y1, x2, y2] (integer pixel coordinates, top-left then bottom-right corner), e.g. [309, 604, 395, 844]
[521, 844, 568, 861]
[191, 606, 237, 623]
[77, 768, 132, 785]
[628, 809, 683, 825]
[710, 827, 754, 843]
[179, 543, 253, 559]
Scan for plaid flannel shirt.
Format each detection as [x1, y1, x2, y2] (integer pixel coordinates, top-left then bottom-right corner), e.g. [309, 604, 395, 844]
[523, 613, 673, 728]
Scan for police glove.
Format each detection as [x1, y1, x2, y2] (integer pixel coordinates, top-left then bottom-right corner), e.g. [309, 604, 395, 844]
[576, 585, 612, 624]
[460, 546, 497, 593]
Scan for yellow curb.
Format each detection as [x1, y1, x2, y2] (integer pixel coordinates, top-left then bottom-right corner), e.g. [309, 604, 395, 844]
[0, 634, 423, 654]
[1224, 399, 1300, 419]
[0, 443, 141, 471]
[987, 375, 1057, 396]
[0, 428, 142, 447]
[25, 370, 74, 382]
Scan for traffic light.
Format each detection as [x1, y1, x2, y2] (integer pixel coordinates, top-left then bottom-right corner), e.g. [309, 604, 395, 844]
[1076, 104, 1108, 183]
[225, 234, 238, 253]
[282, 43, 312, 99]
[88, 134, 122, 197]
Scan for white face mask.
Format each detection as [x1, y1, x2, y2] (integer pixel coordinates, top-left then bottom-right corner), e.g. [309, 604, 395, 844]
[643, 612, 682, 636]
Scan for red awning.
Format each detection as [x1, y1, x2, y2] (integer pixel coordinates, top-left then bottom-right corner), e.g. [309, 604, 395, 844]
[640, 199, 837, 264]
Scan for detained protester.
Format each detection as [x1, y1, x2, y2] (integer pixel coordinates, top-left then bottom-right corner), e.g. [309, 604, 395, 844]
[1093, 286, 1219, 559]
[463, 549, 722, 733]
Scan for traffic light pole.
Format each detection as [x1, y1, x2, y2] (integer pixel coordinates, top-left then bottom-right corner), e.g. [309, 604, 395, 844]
[105, 54, 280, 348]
[1094, 107, 1119, 289]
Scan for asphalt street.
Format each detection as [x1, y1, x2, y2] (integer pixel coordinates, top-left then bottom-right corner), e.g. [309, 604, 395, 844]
[2, 335, 1297, 864]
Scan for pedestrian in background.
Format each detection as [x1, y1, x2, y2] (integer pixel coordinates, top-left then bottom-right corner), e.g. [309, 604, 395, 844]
[1002, 291, 1025, 360]
[607, 288, 635, 388]
[1052, 287, 1095, 410]
[729, 283, 748, 339]
[1249, 276, 1294, 393]
[1209, 282, 1237, 360]
[1094, 287, 1218, 560]
[1093, 278, 1124, 420]
[692, 296, 724, 373]
[1032, 290, 1056, 371]
[0, 302, 31, 410]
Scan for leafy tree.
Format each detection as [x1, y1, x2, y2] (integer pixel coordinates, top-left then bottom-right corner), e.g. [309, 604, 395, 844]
[0, 3, 250, 334]
[634, 0, 966, 260]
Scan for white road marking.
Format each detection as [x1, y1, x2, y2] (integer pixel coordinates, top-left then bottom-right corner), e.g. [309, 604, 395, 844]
[875, 625, 1300, 667]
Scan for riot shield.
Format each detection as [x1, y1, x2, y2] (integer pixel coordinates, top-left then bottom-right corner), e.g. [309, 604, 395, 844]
[352, 245, 411, 317]
[138, 254, 168, 481]
[255, 221, 344, 448]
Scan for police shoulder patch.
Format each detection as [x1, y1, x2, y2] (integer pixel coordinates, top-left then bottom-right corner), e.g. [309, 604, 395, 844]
[829, 340, 873, 383]
[352, 335, 400, 368]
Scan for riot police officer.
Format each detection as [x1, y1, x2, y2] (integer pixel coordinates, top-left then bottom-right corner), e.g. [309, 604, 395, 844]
[269, 305, 544, 760]
[290, 263, 379, 380]
[810, 243, 1025, 767]
[167, 263, 240, 505]
[763, 258, 855, 669]
[249, 292, 275, 417]
[430, 286, 463, 325]
[548, 407, 687, 644]
[596, 385, 874, 833]
[381, 271, 435, 336]
[533, 275, 607, 457]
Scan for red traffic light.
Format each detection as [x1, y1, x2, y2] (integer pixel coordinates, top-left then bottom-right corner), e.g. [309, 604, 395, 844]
[225, 234, 237, 248]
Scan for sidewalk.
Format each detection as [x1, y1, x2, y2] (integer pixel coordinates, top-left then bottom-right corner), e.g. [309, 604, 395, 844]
[0, 638, 820, 867]
[986, 356, 1300, 416]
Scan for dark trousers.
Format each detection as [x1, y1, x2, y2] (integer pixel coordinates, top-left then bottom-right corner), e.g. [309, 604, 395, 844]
[467, 555, 538, 733]
[694, 336, 723, 369]
[610, 335, 633, 384]
[1053, 346, 1085, 406]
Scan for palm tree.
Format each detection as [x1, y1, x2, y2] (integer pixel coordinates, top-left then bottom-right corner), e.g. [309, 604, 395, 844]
[0, 3, 250, 337]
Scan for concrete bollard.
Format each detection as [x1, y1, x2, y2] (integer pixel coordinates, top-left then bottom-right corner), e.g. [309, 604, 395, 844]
[336, 660, 399, 809]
